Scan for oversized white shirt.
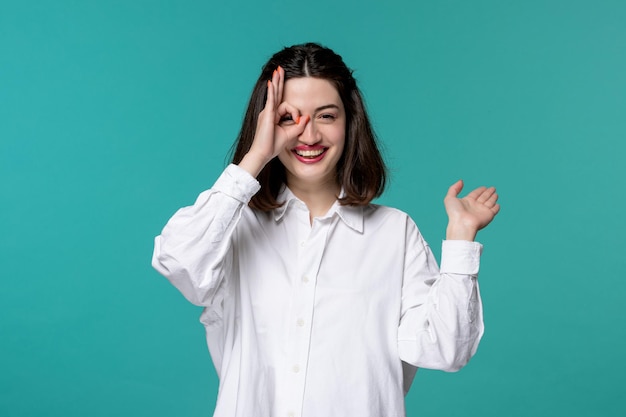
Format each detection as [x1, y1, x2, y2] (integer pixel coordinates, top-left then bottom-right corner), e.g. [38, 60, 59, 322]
[152, 164, 484, 417]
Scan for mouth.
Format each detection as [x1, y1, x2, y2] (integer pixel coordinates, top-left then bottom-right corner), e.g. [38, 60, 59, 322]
[292, 147, 327, 163]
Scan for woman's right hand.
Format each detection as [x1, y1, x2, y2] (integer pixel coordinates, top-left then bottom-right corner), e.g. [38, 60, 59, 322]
[239, 66, 309, 177]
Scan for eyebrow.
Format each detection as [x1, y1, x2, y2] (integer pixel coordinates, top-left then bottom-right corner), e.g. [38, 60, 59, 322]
[314, 104, 341, 113]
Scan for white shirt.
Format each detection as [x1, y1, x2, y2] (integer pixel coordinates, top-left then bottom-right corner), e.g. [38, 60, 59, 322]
[152, 164, 484, 417]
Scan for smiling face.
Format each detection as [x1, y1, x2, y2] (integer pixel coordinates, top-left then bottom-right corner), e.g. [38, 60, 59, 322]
[277, 77, 346, 191]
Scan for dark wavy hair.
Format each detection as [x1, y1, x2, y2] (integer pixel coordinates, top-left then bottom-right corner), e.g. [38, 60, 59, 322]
[231, 43, 387, 211]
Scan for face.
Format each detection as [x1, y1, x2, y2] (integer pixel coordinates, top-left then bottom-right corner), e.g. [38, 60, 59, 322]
[277, 77, 346, 190]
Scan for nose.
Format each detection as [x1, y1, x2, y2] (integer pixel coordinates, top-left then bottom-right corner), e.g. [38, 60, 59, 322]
[298, 116, 321, 145]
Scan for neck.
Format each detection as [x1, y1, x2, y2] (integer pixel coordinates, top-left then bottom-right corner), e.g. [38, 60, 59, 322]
[286, 176, 340, 220]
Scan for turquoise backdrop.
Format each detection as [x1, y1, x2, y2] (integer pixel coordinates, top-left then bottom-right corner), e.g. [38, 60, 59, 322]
[2, 1, 625, 416]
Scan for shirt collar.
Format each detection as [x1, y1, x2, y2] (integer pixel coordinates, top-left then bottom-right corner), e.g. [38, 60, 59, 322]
[273, 185, 364, 233]
[273, 185, 300, 221]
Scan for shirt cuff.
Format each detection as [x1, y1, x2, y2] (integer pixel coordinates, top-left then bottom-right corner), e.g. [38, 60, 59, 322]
[440, 240, 483, 275]
[212, 164, 261, 203]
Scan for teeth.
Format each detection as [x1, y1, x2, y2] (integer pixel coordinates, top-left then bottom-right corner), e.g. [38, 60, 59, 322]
[295, 149, 324, 157]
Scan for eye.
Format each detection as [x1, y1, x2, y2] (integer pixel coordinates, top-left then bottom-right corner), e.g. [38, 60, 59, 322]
[279, 114, 295, 125]
[318, 113, 336, 122]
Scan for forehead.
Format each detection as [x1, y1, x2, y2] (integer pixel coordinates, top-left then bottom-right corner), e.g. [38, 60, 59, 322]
[282, 77, 344, 111]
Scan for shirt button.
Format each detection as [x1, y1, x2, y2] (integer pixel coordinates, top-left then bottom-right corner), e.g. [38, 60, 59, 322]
[287, 412, 295, 417]
[292, 365, 300, 373]
[302, 276, 309, 284]
[300, 240, 306, 247]
[296, 318, 305, 327]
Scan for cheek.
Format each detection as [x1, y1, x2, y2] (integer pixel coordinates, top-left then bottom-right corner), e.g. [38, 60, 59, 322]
[327, 124, 346, 147]
[277, 150, 290, 166]
[335, 132, 346, 153]
[335, 137, 346, 154]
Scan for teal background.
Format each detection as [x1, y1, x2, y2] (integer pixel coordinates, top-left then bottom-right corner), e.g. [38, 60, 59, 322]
[2, 0, 625, 416]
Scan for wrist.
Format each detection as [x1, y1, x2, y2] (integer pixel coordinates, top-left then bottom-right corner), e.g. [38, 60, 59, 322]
[238, 152, 270, 178]
[446, 222, 478, 241]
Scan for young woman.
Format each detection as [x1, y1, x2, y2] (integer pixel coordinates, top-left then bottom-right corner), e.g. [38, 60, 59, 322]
[152, 43, 500, 417]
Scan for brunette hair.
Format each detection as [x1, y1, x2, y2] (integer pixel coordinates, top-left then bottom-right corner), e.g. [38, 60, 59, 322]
[231, 42, 387, 211]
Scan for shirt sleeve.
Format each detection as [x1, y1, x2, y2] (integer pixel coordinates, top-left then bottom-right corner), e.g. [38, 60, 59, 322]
[151, 164, 260, 307]
[397, 218, 484, 373]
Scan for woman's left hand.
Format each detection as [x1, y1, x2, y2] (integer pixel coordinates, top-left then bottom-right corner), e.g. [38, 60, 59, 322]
[443, 180, 500, 241]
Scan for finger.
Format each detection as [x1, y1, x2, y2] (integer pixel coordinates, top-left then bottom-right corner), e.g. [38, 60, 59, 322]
[276, 66, 284, 104]
[276, 102, 302, 125]
[476, 186, 496, 203]
[464, 186, 488, 200]
[287, 114, 310, 139]
[276, 115, 309, 152]
[445, 179, 464, 199]
[281, 114, 309, 141]
[485, 190, 499, 207]
[265, 79, 275, 111]
[271, 69, 280, 108]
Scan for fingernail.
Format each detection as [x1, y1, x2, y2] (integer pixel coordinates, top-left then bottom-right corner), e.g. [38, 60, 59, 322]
[267, 80, 271, 88]
[277, 65, 282, 72]
[273, 69, 277, 77]
[296, 115, 301, 124]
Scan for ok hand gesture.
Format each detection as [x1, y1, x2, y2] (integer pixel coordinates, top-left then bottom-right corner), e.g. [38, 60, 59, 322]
[239, 66, 308, 177]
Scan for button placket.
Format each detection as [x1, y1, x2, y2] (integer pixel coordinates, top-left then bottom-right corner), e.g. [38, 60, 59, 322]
[282, 205, 315, 416]
[284, 210, 330, 416]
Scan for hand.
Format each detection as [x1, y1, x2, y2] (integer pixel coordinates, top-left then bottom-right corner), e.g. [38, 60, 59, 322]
[239, 66, 309, 177]
[444, 180, 500, 241]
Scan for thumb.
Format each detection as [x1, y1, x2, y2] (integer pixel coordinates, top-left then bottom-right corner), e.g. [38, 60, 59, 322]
[289, 114, 310, 137]
[279, 115, 309, 150]
[446, 179, 464, 199]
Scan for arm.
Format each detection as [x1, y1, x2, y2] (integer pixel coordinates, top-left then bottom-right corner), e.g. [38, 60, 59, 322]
[152, 67, 307, 306]
[398, 223, 483, 372]
[151, 164, 260, 306]
[398, 182, 500, 372]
